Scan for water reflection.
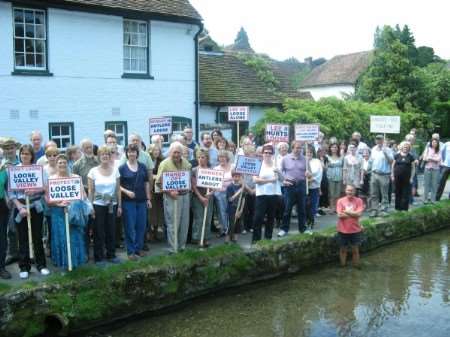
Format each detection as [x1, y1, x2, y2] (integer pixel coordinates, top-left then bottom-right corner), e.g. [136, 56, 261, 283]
[95, 230, 450, 337]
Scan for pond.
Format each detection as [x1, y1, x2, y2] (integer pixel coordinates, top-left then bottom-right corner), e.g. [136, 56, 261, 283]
[88, 230, 450, 337]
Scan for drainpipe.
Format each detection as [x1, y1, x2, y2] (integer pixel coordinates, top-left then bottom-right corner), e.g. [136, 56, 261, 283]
[194, 22, 204, 142]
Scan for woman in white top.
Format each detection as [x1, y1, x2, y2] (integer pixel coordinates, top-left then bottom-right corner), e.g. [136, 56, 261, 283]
[88, 145, 122, 264]
[305, 146, 323, 232]
[213, 150, 233, 236]
[252, 144, 283, 243]
[343, 143, 364, 189]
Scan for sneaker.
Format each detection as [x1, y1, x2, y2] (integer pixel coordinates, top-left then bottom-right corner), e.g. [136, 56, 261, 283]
[0, 269, 12, 279]
[277, 229, 287, 237]
[304, 229, 313, 235]
[241, 230, 247, 235]
[19, 271, 29, 279]
[39, 268, 50, 276]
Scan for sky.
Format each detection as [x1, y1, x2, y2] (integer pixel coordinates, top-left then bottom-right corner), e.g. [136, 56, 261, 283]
[190, 0, 450, 62]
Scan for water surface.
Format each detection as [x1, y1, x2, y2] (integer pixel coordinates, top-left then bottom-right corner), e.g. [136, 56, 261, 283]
[94, 230, 450, 337]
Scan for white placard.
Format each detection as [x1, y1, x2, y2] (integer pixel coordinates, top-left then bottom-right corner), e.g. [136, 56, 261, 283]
[235, 155, 263, 176]
[149, 117, 173, 135]
[162, 171, 191, 191]
[370, 115, 401, 134]
[265, 124, 289, 142]
[295, 124, 320, 141]
[196, 168, 225, 189]
[228, 106, 250, 122]
[47, 177, 82, 202]
[8, 165, 44, 191]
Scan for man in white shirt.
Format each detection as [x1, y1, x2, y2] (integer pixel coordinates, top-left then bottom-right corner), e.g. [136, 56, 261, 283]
[436, 140, 450, 200]
[352, 131, 369, 157]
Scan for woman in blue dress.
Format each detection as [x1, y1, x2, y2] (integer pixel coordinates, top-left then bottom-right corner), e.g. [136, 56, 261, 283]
[45, 154, 87, 270]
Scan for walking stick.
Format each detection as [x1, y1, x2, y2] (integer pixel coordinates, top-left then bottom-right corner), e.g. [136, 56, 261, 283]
[25, 196, 34, 259]
[64, 207, 73, 271]
[200, 188, 210, 247]
[173, 197, 179, 253]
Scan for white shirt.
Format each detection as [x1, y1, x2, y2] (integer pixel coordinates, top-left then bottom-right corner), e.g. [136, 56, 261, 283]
[87, 167, 120, 206]
[254, 162, 281, 197]
[308, 158, 323, 190]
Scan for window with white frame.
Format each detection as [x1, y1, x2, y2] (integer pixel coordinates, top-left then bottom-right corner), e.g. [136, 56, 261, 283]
[13, 7, 47, 70]
[49, 123, 74, 150]
[123, 20, 148, 73]
[162, 117, 192, 144]
[105, 121, 128, 146]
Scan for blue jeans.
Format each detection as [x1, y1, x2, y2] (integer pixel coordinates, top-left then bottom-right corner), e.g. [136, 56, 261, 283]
[122, 201, 147, 255]
[307, 188, 320, 223]
[281, 181, 307, 233]
[214, 191, 229, 234]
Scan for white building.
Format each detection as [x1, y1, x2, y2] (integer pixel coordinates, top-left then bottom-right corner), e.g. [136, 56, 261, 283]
[0, 0, 202, 148]
[299, 51, 372, 100]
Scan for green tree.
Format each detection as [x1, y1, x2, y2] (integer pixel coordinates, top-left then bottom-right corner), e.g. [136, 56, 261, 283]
[233, 27, 253, 52]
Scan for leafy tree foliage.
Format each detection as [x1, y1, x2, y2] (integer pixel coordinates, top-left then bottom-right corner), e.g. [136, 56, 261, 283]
[233, 27, 253, 52]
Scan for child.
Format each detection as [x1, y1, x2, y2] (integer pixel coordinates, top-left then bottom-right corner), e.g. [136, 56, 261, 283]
[226, 171, 246, 243]
[336, 184, 365, 268]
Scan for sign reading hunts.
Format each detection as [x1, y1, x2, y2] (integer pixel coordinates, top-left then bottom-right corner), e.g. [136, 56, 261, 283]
[149, 117, 172, 135]
[265, 124, 289, 142]
[8, 165, 44, 191]
[48, 177, 82, 202]
[196, 168, 225, 190]
[235, 155, 263, 176]
[228, 106, 249, 121]
[295, 124, 320, 141]
[370, 115, 401, 134]
[162, 171, 191, 191]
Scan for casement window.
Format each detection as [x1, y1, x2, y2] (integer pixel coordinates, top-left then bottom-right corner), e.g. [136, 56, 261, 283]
[13, 7, 47, 71]
[49, 123, 74, 151]
[105, 121, 128, 146]
[123, 19, 148, 74]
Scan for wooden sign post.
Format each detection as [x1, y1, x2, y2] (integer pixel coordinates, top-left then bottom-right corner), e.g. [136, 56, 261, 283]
[228, 106, 250, 149]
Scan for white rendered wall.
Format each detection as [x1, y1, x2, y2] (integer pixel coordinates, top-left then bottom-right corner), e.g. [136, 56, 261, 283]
[300, 85, 355, 100]
[0, 2, 197, 145]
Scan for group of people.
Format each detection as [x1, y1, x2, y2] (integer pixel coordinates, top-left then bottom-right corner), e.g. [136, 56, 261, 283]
[0, 126, 449, 278]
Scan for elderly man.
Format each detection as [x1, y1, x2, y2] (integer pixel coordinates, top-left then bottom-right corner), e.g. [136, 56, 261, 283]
[30, 130, 45, 163]
[156, 142, 192, 252]
[0, 137, 21, 271]
[368, 135, 394, 217]
[200, 132, 218, 167]
[352, 131, 369, 157]
[73, 139, 100, 190]
[278, 140, 309, 237]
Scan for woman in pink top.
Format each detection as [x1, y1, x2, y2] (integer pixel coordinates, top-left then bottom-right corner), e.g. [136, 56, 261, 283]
[336, 185, 365, 268]
[422, 139, 442, 203]
[214, 150, 233, 236]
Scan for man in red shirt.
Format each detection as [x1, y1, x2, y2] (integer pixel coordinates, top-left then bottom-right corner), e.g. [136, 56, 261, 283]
[336, 185, 365, 267]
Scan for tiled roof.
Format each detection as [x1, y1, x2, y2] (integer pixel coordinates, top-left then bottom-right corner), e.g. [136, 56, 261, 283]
[53, 0, 202, 21]
[300, 51, 372, 88]
[200, 52, 312, 105]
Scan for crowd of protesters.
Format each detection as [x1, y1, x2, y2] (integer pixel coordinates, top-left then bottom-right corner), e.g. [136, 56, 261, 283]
[0, 126, 449, 279]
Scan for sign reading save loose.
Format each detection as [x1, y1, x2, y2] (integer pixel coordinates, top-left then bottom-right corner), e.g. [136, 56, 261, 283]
[265, 124, 289, 142]
[370, 115, 401, 134]
[196, 168, 224, 190]
[48, 177, 82, 202]
[235, 155, 263, 176]
[8, 165, 44, 191]
[162, 171, 191, 191]
[295, 124, 320, 142]
[149, 117, 172, 135]
[228, 106, 249, 121]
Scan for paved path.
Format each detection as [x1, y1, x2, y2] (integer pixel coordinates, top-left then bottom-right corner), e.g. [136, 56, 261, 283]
[1, 175, 449, 286]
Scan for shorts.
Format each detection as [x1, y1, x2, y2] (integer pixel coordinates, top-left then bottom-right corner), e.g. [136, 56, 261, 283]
[337, 232, 362, 247]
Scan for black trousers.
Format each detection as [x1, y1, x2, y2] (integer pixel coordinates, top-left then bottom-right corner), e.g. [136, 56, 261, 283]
[394, 175, 411, 211]
[436, 166, 450, 201]
[252, 195, 277, 243]
[15, 208, 46, 271]
[244, 194, 255, 231]
[93, 204, 116, 261]
[0, 199, 8, 269]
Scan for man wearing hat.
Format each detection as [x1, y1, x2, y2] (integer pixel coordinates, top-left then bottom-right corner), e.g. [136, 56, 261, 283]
[368, 135, 394, 217]
[0, 137, 21, 278]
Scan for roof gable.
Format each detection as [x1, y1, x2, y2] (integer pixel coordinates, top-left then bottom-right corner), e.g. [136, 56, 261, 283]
[300, 51, 372, 88]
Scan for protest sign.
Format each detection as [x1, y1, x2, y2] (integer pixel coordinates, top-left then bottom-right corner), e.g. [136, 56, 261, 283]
[162, 171, 191, 191]
[265, 124, 289, 142]
[8, 165, 44, 191]
[370, 115, 401, 134]
[48, 177, 82, 202]
[149, 117, 172, 135]
[196, 168, 225, 190]
[235, 155, 263, 176]
[228, 106, 249, 122]
[295, 124, 320, 141]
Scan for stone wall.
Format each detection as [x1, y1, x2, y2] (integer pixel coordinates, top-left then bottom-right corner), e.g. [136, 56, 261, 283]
[1, 202, 449, 337]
